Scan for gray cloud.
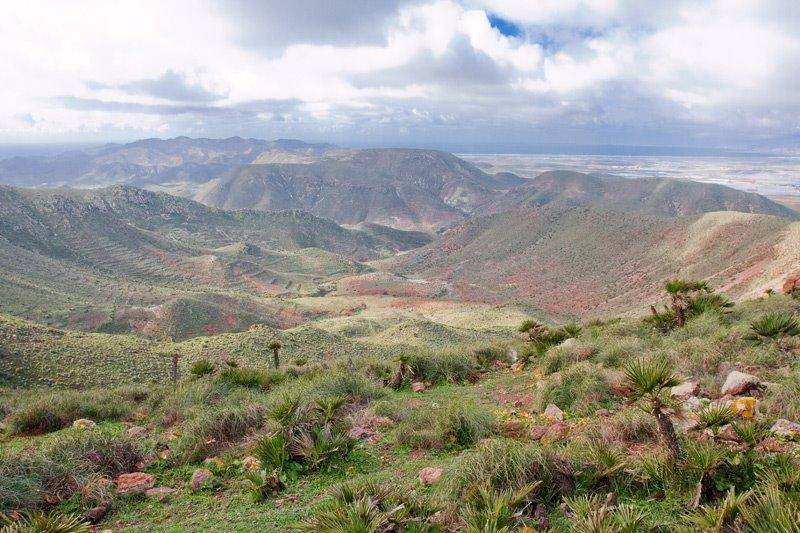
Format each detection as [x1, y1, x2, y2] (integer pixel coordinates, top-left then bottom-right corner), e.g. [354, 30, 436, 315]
[217, 0, 410, 52]
[86, 71, 225, 102]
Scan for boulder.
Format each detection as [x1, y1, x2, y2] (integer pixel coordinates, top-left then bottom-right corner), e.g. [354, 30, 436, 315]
[671, 381, 699, 399]
[411, 381, 426, 393]
[189, 468, 214, 491]
[116, 472, 155, 495]
[683, 396, 703, 412]
[529, 425, 549, 440]
[543, 404, 564, 423]
[72, 418, 96, 430]
[145, 486, 177, 503]
[418, 467, 444, 486]
[541, 422, 571, 444]
[560, 338, 578, 350]
[721, 371, 759, 396]
[771, 419, 800, 439]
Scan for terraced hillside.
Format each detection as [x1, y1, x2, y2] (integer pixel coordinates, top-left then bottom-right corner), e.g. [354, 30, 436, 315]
[376, 205, 800, 319]
[197, 148, 525, 231]
[477, 170, 798, 219]
[0, 185, 430, 335]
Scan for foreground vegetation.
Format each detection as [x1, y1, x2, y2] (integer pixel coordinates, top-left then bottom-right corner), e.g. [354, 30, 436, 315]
[1, 288, 799, 531]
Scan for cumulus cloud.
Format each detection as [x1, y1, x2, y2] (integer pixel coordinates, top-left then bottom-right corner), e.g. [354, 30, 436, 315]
[1, 0, 799, 148]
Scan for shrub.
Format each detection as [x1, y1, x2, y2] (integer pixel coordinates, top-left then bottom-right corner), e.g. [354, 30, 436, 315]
[409, 352, 475, 384]
[6, 390, 135, 436]
[0, 430, 148, 511]
[0, 511, 90, 532]
[534, 363, 612, 416]
[461, 482, 539, 531]
[215, 367, 285, 389]
[395, 401, 495, 449]
[745, 312, 800, 343]
[473, 346, 509, 368]
[444, 438, 573, 504]
[172, 404, 265, 464]
[190, 358, 215, 377]
[694, 403, 736, 430]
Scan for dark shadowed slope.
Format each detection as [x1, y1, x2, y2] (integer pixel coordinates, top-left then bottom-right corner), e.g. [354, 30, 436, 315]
[197, 148, 526, 231]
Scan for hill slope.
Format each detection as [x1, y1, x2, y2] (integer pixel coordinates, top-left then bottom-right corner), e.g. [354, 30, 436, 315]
[477, 170, 798, 219]
[197, 149, 525, 231]
[0, 137, 333, 188]
[0, 185, 429, 335]
[376, 204, 800, 318]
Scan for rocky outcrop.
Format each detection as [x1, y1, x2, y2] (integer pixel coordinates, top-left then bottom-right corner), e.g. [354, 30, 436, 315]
[721, 371, 760, 396]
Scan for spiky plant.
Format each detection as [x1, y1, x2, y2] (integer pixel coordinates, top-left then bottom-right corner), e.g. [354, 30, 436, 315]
[460, 481, 539, 532]
[687, 293, 733, 317]
[664, 279, 710, 327]
[0, 511, 91, 532]
[693, 403, 736, 430]
[518, 319, 549, 343]
[388, 354, 414, 389]
[314, 396, 348, 426]
[684, 440, 728, 508]
[623, 357, 683, 459]
[732, 420, 771, 449]
[565, 494, 648, 533]
[745, 312, 800, 343]
[562, 323, 583, 338]
[268, 340, 282, 369]
[740, 484, 800, 532]
[683, 487, 749, 531]
[244, 469, 285, 502]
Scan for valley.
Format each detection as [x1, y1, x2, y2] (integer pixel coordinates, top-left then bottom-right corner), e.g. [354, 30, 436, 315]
[0, 138, 798, 532]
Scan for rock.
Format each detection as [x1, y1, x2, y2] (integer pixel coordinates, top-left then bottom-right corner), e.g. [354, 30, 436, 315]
[418, 467, 444, 486]
[189, 468, 214, 491]
[145, 486, 177, 503]
[529, 425, 549, 440]
[771, 419, 800, 439]
[716, 424, 741, 443]
[560, 338, 578, 350]
[127, 426, 147, 437]
[510, 362, 525, 373]
[411, 381, 426, 393]
[731, 397, 757, 419]
[203, 456, 224, 470]
[782, 272, 800, 294]
[116, 472, 155, 495]
[756, 436, 792, 453]
[543, 404, 564, 422]
[721, 371, 759, 396]
[242, 456, 262, 472]
[671, 381, 699, 399]
[683, 396, 703, 412]
[541, 422, 571, 444]
[72, 418, 96, 430]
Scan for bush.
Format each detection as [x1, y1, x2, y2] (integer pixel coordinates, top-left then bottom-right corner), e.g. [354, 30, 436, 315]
[395, 401, 495, 449]
[534, 363, 612, 416]
[408, 352, 475, 384]
[6, 390, 135, 436]
[444, 438, 573, 504]
[473, 346, 509, 367]
[746, 312, 800, 342]
[171, 404, 265, 464]
[313, 371, 384, 402]
[215, 367, 285, 389]
[190, 358, 215, 377]
[0, 429, 148, 511]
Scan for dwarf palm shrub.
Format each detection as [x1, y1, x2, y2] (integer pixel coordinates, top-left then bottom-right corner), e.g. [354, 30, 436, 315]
[460, 482, 539, 532]
[0, 511, 90, 532]
[215, 367, 285, 389]
[623, 357, 683, 459]
[694, 403, 736, 430]
[745, 312, 800, 343]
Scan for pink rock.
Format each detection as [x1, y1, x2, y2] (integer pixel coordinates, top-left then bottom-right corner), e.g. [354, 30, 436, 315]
[418, 467, 444, 486]
[543, 404, 564, 422]
[116, 472, 155, 495]
[670, 381, 699, 399]
[411, 381, 426, 393]
[721, 371, 759, 396]
[189, 468, 214, 491]
[716, 424, 741, 443]
[771, 419, 800, 438]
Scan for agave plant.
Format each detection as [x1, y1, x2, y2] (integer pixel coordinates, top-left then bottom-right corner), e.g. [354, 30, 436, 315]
[623, 357, 683, 459]
[0, 511, 91, 533]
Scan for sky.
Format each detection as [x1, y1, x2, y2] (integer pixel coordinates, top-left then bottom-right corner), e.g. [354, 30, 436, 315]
[2, 0, 800, 151]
